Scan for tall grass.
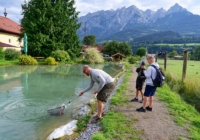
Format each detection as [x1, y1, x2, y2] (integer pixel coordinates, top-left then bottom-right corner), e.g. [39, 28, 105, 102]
[157, 59, 200, 112]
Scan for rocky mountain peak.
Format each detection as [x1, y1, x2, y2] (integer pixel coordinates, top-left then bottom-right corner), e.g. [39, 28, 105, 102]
[167, 3, 187, 14]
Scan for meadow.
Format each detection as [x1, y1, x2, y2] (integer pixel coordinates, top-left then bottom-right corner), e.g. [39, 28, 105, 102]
[155, 43, 200, 46]
[156, 59, 200, 112]
[157, 59, 200, 82]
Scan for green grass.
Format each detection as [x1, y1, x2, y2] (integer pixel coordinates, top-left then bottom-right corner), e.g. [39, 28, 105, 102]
[155, 43, 200, 46]
[157, 59, 200, 112]
[157, 85, 200, 139]
[92, 111, 141, 140]
[0, 60, 19, 65]
[157, 59, 200, 82]
[76, 115, 91, 132]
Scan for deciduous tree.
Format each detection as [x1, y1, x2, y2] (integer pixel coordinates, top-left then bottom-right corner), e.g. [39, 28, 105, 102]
[136, 47, 146, 57]
[82, 35, 96, 45]
[103, 40, 132, 56]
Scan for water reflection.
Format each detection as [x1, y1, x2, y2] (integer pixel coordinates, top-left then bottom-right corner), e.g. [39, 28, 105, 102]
[0, 64, 122, 140]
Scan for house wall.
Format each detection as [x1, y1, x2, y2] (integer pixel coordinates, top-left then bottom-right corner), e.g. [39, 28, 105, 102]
[0, 32, 22, 50]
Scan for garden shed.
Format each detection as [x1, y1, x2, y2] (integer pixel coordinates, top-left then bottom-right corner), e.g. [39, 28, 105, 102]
[111, 53, 125, 62]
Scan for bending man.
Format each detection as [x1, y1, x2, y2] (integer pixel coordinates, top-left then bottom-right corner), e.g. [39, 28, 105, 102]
[79, 65, 115, 122]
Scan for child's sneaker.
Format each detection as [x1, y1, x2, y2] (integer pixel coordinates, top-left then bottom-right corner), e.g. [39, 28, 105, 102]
[131, 98, 138, 102]
[140, 99, 143, 103]
[146, 106, 152, 111]
[136, 107, 146, 112]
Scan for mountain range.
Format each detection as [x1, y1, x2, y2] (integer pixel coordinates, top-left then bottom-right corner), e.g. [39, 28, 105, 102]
[77, 3, 200, 42]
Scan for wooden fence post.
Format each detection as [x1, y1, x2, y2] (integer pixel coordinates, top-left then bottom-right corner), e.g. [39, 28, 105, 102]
[155, 52, 158, 62]
[182, 50, 188, 81]
[164, 52, 167, 71]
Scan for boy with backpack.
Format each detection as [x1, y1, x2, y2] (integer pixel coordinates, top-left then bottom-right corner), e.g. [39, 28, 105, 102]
[131, 61, 146, 103]
[136, 55, 164, 112]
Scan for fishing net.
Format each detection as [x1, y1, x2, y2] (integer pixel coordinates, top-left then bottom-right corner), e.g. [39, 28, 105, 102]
[47, 105, 66, 116]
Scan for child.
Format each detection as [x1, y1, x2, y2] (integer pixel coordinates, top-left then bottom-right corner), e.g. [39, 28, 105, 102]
[131, 61, 146, 103]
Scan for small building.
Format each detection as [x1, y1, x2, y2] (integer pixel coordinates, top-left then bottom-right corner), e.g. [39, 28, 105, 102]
[111, 53, 125, 62]
[0, 11, 22, 51]
[174, 55, 183, 60]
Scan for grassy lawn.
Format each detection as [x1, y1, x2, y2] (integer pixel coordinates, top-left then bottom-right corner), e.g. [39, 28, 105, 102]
[0, 60, 19, 65]
[157, 59, 200, 83]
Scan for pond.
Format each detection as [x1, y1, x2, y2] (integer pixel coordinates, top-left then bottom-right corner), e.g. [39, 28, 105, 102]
[0, 64, 122, 140]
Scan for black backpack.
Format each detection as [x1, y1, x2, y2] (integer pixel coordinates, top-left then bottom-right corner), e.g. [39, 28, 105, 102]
[150, 65, 165, 87]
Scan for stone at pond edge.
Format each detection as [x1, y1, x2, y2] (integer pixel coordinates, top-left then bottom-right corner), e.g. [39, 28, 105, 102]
[72, 104, 91, 119]
[46, 120, 77, 140]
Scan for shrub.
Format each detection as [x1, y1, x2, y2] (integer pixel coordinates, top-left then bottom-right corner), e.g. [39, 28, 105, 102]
[44, 57, 58, 65]
[19, 55, 38, 65]
[84, 48, 104, 64]
[0, 47, 5, 60]
[4, 49, 21, 60]
[128, 56, 138, 64]
[51, 50, 70, 62]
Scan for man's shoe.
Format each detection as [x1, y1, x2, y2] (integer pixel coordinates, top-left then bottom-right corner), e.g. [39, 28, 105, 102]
[146, 106, 152, 111]
[91, 117, 103, 123]
[131, 98, 138, 102]
[136, 107, 146, 112]
[140, 99, 143, 103]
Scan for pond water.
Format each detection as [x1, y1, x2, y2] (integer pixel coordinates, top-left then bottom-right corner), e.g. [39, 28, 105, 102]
[0, 64, 122, 140]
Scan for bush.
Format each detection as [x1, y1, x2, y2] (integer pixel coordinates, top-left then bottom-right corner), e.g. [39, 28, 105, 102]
[19, 55, 38, 65]
[84, 48, 104, 64]
[0, 47, 5, 60]
[128, 56, 138, 64]
[4, 49, 21, 60]
[44, 57, 58, 65]
[51, 50, 70, 62]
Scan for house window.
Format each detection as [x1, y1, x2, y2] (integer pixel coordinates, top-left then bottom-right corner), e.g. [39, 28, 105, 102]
[9, 39, 11, 43]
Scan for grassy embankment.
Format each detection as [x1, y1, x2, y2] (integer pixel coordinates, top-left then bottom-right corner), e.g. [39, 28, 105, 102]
[157, 59, 200, 139]
[158, 59, 200, 111]
[92, 62, 200, 140]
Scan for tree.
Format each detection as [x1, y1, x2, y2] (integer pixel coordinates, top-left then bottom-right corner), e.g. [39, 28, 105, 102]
[168, 50, 178, 58]
[136, 47, 146, 57]
[102, 40, 132, 56]
[20, 0, 81, 58]
[82, 35, 96, 45]
[194, 46, 200, 60]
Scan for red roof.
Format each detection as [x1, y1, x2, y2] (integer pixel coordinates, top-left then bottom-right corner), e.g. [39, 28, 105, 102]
[0, 42, 17, 47]
[0, 16, 21, 35]
[82, 46, 105, 52]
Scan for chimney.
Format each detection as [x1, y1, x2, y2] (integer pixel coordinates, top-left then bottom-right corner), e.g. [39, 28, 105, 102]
[4, 8, 7, 17]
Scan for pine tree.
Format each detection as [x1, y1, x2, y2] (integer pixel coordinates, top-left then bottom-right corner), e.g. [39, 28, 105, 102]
[20, 0, 81, 58]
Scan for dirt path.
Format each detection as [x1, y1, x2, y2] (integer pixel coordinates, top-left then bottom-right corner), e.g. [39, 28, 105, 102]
[116, 66, 189, 140]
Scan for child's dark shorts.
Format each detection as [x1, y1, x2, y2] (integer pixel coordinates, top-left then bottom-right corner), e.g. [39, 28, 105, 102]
[136, 82, 144, 90]
[97, 82, 115, 102]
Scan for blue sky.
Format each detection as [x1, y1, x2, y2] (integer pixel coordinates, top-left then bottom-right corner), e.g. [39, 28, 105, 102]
[0, 0, 200, 23]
